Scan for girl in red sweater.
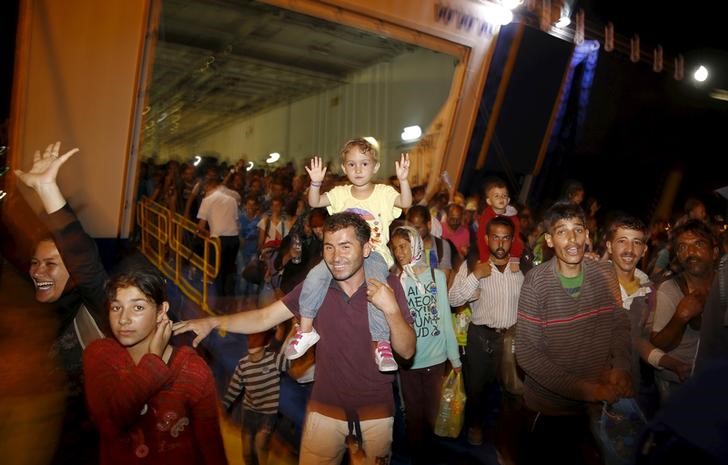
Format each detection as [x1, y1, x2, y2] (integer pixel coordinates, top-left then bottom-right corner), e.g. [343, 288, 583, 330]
[83, 270, 227, 465]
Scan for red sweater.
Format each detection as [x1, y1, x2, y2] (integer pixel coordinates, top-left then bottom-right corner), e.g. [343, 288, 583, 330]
[476, 206, 523, 262]
[83, 339, 227, 465]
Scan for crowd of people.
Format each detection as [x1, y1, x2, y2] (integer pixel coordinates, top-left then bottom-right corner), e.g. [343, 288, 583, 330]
[11, 139, 728, 465]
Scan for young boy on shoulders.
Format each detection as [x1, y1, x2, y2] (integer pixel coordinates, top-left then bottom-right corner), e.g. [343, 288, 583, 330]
[285, 138, 411, 372]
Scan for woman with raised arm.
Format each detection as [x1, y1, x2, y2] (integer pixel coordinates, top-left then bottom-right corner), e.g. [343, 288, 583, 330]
[15, 142, 109, 464]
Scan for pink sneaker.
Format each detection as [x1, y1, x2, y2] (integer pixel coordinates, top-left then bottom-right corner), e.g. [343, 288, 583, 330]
[285, 326, 320, 360]
[374, 341, 398, 372]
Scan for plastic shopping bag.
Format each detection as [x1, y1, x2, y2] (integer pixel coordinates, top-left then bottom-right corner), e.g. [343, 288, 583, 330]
[434, 370, 466, 438]
[590, 398, 647, 465]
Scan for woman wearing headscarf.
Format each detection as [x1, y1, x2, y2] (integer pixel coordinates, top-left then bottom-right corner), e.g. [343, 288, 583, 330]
[390, 225, 461, 464]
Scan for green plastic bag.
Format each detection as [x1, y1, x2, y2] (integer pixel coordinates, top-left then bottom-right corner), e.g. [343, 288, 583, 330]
[434, 370, 466, 438]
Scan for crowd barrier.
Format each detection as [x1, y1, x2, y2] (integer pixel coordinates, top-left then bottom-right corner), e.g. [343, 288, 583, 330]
[136, 198, 219, 314]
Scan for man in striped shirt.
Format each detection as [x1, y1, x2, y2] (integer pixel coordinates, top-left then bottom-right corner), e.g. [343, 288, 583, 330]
[515, 202, 631, 465]
[448, 216, 524, 446]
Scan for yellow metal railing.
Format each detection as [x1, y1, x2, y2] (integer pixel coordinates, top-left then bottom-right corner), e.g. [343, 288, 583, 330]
[136, 198, 220, 314]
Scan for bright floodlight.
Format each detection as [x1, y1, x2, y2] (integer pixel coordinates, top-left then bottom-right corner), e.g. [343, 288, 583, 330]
[483, 3, 513, 25]
[266, 152, 280, 164]
[555, 16, 571, 28]
[193, 155, 202, 167]
[693, 65, 709, 82]
[245, 161, 254, 171]
[401, 125, 422, 142]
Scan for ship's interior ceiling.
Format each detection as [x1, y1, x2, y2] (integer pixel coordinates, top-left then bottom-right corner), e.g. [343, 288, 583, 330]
[144, 0, 419, 148]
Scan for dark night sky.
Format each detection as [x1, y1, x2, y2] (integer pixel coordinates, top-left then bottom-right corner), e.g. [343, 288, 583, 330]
[1, 1, 725, 222]
[531, 1, 728, 221]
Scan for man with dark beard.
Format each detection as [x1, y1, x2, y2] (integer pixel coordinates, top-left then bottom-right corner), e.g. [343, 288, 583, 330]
[448, 216, 523, 447]
[651, 219, 718, 402]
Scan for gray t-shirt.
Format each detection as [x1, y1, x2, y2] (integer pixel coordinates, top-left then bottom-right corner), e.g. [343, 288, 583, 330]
[652, 278, 700, 383]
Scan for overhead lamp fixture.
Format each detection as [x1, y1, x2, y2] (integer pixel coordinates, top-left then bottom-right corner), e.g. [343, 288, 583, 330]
[193, 155, 202, 167]
[401, 125, 422, 142]
[482, 3, 513, 25]
[245, 161, 254, 171]
[555, 15, 571, 28]
[693, 65, 709, 82]
[266, 152, 280, 164]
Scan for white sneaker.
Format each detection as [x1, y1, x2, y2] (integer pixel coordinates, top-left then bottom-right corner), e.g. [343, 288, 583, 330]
[285, 326, 320, 360]
[374, 341, 398, 372]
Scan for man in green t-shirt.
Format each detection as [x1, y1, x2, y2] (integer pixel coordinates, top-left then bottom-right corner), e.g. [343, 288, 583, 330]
[515, 201, 631, 465]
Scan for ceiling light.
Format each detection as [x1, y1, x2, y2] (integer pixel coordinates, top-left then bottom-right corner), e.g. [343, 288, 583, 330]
[193, 155, 202, 167]
[555, 16, 571, 28]
[266, 152, 280, 164]
[401, 125, 422, 142]
[482, 3, 513, 25]
[693, 65, 709, 82]
[245, 161, 254, 171]
[0, 190, 6, 201]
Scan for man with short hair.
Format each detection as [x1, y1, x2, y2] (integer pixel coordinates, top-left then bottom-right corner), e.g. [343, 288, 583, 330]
[236, 195, 262, 301]
[174, 212, 416, 464]
[605, 215, 690, 417]
[650, 219, 718, 401]
[441, 203, 471, 258]
[448, 216, 523, 447]
[516, 202, 630, 465]
[196, 176, 241, 296]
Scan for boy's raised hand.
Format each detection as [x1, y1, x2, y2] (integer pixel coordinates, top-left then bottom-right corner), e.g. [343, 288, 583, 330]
[395, 153, 410, 182]
[305, 156, 327, 183]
